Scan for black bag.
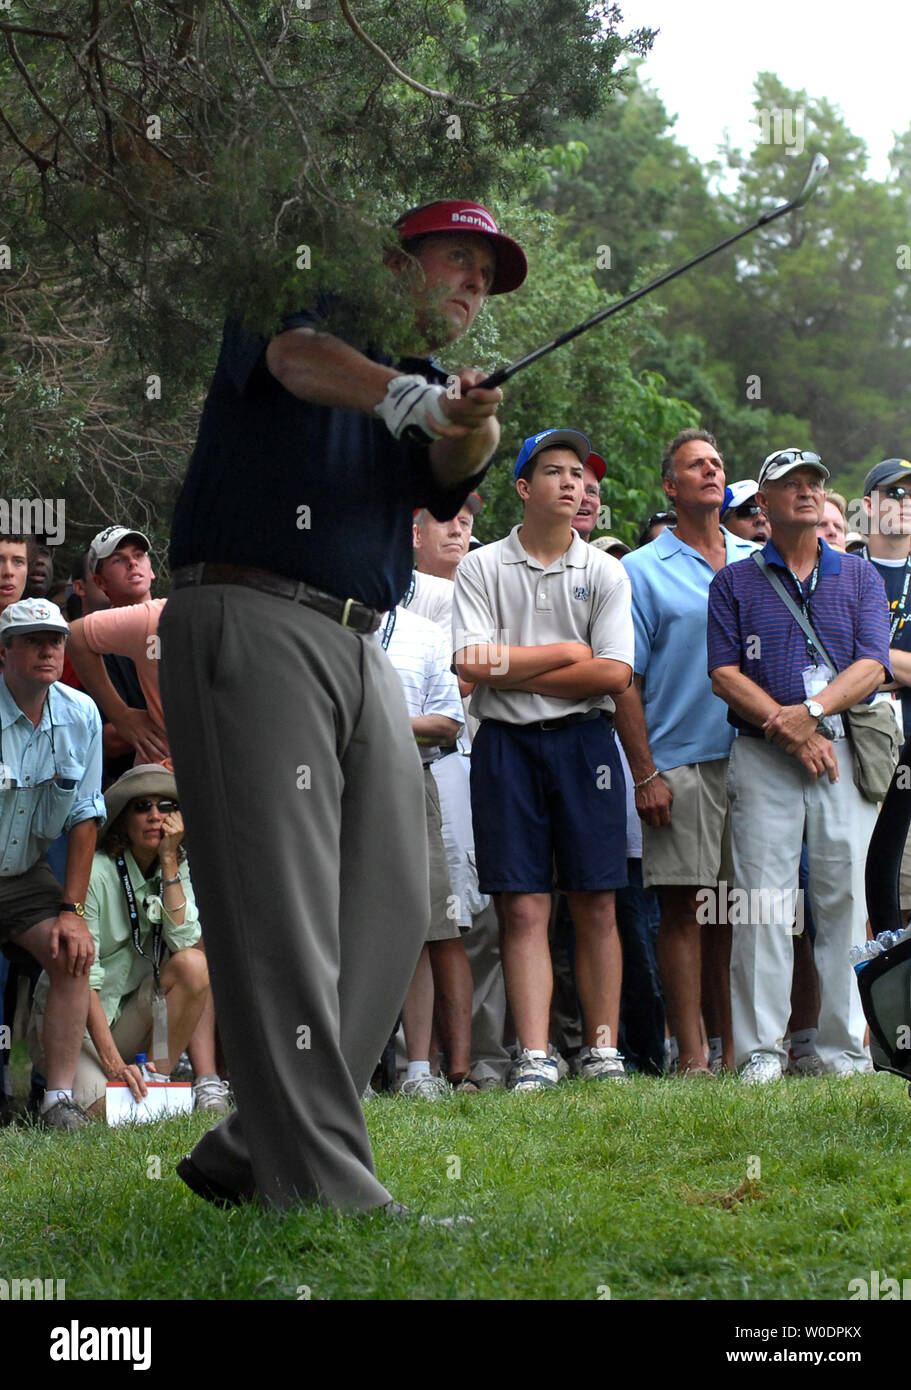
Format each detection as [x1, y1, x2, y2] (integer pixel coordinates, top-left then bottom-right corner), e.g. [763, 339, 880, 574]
[856, 938, 911, 1080]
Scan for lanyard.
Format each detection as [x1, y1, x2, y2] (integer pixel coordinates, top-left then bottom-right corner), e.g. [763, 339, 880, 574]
[0, 687, 58, 782]
[116, 855, 163, 991]
[780, 545, 822, 658]
[887, 555, 911, 644]
[380, 607, 397, 651]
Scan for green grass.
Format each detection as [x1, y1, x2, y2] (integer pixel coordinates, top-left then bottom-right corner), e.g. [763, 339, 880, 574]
[3, 1060, 910, 1301]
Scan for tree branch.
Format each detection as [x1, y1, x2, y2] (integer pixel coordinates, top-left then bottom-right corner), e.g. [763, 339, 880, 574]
[337, 0, 486, 109]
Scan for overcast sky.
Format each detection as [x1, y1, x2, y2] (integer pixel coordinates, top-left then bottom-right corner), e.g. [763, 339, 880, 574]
[615, 0, 910, 182]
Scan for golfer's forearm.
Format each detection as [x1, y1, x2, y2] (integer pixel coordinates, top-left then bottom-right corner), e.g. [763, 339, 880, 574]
[429, 416, 499, 486]
[265, 329, 397, 412]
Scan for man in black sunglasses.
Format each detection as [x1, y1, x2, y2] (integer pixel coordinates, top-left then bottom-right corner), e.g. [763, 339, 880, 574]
[720, 479, 769, 545]
[862, 459, 911, 919]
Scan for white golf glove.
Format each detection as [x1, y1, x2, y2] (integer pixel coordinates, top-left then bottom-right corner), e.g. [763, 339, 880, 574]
[374, 374, 450, 443]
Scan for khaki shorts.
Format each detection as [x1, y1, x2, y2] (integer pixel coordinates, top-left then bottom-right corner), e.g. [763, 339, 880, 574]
[641, 757, 733, 890]
[29, 974, 158, 1110]
[424, 769, 459, 942]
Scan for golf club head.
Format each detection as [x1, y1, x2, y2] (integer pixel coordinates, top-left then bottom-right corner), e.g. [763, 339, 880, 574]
[791, 152, 829, 209]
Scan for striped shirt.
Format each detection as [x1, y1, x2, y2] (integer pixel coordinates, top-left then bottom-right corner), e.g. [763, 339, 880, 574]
[381, 605, 464, 762]
[707, 538, 891, 731]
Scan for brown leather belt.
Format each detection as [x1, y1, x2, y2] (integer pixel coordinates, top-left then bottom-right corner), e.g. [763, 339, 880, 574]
[170, 563, 383, 635]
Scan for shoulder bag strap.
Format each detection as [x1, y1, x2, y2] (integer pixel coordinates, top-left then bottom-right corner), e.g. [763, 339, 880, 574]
[750, 550, 841, 675]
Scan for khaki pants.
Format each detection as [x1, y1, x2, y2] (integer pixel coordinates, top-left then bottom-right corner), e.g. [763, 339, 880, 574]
[727, 736, 874, 1073]
[160, 585, 429, 1210]
[29, 976, 157, 1110]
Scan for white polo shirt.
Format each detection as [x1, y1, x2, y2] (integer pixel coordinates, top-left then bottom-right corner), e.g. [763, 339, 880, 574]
[452, 524, 633, 725]
[381, 604, 464, 762]
[406, 570, 454, 629]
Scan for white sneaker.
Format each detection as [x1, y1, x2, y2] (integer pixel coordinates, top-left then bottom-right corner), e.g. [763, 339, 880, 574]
[507, 1049, 560, 1092]
[740, 1052, 784, 1085]
[192, 1075, 232, 1114]
[786, 1051, 825, 1077]
[573, 1046, 628, 1081]
[400, 1074, 450, 1100]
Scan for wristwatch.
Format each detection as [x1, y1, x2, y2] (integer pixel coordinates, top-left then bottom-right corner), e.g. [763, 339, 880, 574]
[59, 901, 86, 917]
[803, 699, 824, 720]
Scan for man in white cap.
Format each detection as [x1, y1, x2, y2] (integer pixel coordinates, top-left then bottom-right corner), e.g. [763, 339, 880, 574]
[708, 448, 891, 1080]
[67, 525, 169, 770]
[720, 480, 769, 545]
[0, 599, 106, 1129]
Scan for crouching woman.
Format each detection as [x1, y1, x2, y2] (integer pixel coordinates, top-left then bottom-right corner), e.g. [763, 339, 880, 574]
[29, 764, 209, 1119]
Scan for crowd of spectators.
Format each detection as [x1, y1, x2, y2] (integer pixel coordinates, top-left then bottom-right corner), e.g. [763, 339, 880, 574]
[1, 435, 907, 1123]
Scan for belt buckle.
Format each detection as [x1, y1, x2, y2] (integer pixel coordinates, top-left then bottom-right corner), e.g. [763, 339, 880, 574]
[340, 597, 355, 628]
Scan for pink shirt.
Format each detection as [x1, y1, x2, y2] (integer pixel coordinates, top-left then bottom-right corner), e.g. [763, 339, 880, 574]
[83, 598, 168, 765]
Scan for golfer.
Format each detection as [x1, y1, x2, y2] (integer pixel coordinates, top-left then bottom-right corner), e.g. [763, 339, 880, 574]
[160, 200, 525, 1213]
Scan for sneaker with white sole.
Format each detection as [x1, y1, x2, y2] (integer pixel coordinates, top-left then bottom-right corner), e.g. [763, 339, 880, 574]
[400, 1074, 450, 1100]
[786, 1051, 825, 1077]
[572, 1046, 628, 1081]
[507, 1049, 560, 1092]
[39, 1096, 91, 1132]
[740, 1052, 784, 1085]
[192, 1075, 232, 1114]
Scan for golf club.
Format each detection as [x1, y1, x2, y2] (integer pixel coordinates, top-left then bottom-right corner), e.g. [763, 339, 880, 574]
[476, 152, 829, 391]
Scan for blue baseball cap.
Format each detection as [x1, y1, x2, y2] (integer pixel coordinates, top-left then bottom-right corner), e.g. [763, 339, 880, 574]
[514, 429, 591, 479]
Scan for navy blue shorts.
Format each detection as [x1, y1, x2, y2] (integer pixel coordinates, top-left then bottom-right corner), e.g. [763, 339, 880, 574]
[470, 716, 628, 893]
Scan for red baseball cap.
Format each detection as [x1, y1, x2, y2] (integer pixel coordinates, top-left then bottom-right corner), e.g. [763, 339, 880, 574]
[395, 200, 527, 295]
[585, 452, 606, 483]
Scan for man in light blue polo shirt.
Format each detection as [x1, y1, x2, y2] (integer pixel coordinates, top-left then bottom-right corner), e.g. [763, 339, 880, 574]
[0, 599, 106, 1130]
[614, 428, 754, 1076]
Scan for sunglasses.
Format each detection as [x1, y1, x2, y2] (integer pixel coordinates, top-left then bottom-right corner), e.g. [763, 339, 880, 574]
[129, 798, 180, 814]
[767, 450, 823, 468]
[734, 503, 762, 518]
[882, 486, 911, 501]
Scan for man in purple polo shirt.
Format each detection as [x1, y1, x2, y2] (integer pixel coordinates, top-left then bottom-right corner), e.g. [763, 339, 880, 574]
[707, 448, 891, 1081]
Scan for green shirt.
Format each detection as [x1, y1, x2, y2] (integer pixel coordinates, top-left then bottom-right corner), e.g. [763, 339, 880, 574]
[86, 849, 201, 1026]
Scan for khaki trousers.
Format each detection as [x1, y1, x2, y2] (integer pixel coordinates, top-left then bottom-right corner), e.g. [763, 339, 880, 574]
[160, 585, 429, 1210]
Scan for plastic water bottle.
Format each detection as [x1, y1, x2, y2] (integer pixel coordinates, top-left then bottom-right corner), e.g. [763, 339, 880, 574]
[134, 1052, 163, 1084]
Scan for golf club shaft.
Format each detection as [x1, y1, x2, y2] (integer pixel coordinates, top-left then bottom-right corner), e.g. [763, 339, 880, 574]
[477, 180, 814, 392]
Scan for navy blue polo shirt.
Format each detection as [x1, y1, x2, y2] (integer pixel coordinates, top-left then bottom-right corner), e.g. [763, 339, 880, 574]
[706, 538, 891, 732]
[870, 556, 911, 732]
[169, 314, 488, 611]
